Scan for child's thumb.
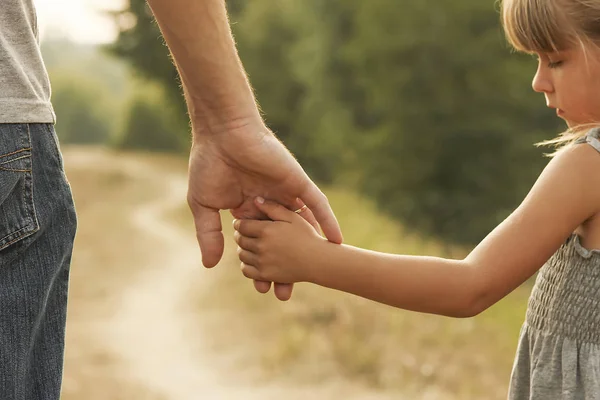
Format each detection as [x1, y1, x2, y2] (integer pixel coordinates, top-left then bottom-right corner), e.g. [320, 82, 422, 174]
[254, 197, 293, 222]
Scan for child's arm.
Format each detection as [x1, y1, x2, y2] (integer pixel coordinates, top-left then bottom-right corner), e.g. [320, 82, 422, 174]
[234, 143, 600, 315]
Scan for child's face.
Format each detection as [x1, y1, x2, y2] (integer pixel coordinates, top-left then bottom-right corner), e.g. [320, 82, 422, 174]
[532, 45, 600, 128]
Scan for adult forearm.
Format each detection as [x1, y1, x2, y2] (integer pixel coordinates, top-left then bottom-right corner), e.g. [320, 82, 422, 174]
[308, 243, 482, 318]
[146, 0, 262, 136]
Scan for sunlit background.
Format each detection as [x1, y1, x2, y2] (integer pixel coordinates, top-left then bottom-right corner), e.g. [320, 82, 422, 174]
[32, 1, 564, 399]
[36, 0, 122, 44]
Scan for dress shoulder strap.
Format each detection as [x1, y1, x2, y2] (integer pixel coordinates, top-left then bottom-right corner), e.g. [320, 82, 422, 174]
[575, 127, 600, 153]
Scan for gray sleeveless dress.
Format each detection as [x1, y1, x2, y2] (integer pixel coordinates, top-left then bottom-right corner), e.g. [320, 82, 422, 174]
[508, 129, 600, 399]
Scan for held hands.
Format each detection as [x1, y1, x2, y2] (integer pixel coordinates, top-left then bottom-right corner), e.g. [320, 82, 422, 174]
[187, 124, 342, 301]
[233, 197, 323, 285]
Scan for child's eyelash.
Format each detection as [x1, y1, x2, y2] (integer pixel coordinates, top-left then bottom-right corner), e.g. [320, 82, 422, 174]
[548, 60, 563, 68]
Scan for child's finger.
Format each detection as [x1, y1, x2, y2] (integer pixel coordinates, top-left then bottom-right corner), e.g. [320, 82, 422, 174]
[233, 231, 261, 253]
[237, 247, 259, 267]
[233, 218, 270, 238]
[254, 197, 294, 223]
[240, 262, 262, 281]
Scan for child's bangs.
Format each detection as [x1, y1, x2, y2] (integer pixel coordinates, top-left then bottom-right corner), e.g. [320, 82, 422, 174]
[502, 0, 573, 53]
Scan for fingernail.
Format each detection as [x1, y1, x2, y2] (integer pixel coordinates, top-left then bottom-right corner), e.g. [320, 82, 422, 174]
[256, 196, 265, 204]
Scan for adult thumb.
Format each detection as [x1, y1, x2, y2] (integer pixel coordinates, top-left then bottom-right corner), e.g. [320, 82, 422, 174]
[191, 204, 224, 268]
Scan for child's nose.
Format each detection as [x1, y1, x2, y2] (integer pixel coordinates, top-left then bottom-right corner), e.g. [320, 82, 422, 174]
[532, 68, 553, 94]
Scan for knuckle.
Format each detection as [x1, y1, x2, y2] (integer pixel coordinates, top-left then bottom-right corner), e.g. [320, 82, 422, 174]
[187, 194, 202, 211]
[263, 223, 275, 237]
[258, 225, 266, 236]
[257, 254, 270, 267]
[261, 254, 272, 266]
[186, 193, 194, 207]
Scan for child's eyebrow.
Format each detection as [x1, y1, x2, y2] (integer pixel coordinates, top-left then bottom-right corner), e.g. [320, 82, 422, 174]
[534, 50, 569, 60]
[548, 48, 573, 56]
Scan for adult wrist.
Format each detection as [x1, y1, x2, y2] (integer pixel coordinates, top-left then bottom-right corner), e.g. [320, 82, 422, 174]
[190, 103, 265, 140]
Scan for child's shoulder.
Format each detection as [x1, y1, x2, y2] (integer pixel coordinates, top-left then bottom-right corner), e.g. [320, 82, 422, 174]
[565, 128, 600, 179]
[558, 128, 600, 167]
[547, 128, 600, 214]
[534, 130, 600, 217]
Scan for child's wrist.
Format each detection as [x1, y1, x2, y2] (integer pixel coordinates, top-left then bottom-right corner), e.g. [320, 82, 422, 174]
[300, 237, 329, 284]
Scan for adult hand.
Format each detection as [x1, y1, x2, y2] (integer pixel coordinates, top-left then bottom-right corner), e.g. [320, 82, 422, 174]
[187, 121, 343, 300]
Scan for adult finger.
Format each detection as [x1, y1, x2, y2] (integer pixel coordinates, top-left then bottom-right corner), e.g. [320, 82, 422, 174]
[254, 280, 271, 293]
[291, 198, 320, 234]
[300, 183, 343, 244]
[274, 283, 294, 301]
[191, 204, 224, 268]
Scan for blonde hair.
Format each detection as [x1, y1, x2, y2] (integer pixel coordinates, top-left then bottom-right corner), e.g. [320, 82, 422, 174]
[500, 0, 600, 155]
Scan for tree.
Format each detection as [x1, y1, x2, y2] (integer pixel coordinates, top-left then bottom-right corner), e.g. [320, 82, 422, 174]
[329, 0, 561, 244]
[50, 72, 112, 145]
[107, 0, 563, 245]
[117, 83, 189, 153]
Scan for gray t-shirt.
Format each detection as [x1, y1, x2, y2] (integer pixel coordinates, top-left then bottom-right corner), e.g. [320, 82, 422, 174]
[0, 0, 55, 123]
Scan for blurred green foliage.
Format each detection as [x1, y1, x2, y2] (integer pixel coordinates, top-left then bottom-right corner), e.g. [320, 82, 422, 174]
[42, 39, 128, 145]
[49, 71, 112, 145]
[117, 82, 189, 153]
[104, 0, 564, 246]
[42, 38, 187, 153]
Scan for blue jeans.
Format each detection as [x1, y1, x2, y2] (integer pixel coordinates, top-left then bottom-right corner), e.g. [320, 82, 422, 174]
[0, 123, 76, 399]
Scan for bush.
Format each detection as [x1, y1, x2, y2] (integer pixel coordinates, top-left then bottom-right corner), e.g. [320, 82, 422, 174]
[50, 72, 113, 145]
[116, 82, 189, 153]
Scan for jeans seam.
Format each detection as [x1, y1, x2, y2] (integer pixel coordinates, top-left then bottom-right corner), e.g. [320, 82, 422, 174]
[25, 124, 40, 237]
[0, 148, 32, 161]
[0, 125, 41, 250]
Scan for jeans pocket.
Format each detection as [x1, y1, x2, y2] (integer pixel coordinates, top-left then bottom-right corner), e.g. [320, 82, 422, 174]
[0, 124, 40, 251]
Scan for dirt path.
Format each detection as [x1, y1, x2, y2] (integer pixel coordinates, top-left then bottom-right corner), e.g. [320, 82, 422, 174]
[107, 164, 247, 399]
[62, 148, 405, 400]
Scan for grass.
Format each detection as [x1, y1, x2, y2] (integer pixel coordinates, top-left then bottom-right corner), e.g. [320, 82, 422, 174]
[59, 146, 530, 399]
[180, 186, 530, 400]
[58, 147, 529, 399]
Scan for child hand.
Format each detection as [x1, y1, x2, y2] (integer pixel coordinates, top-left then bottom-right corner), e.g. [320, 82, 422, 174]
[233, 197, 324, 285]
